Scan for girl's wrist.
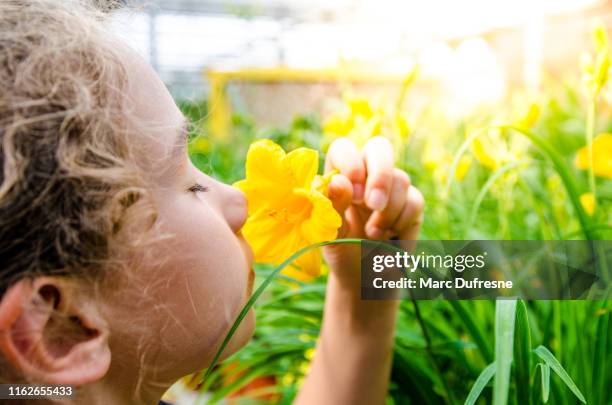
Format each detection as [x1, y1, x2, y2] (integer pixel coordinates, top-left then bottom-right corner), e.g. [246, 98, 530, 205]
[326, 271, 400, 337]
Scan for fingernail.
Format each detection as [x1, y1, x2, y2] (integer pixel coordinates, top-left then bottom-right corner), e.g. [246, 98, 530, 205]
[367, 189, 387, 211]
[353, 183, 364, 202]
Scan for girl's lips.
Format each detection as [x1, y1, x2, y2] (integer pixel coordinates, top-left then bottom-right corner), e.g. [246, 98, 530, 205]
[239, 236, 255, 295]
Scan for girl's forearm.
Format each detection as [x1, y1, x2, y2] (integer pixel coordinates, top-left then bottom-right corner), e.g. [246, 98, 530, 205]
[294, 272, 399, 405]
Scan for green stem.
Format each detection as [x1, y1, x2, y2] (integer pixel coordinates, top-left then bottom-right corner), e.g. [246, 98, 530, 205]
[496, 125, 595, 241]
[462, 159, 528, 238]
[411, 297, 457, 405]
[586, 99, 597, 198]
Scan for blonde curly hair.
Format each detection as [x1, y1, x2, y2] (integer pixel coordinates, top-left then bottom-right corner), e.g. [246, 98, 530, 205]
[0, 0, 157, 296]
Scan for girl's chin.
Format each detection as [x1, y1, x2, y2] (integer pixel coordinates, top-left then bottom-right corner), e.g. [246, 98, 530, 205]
[219, 309, 256, 361]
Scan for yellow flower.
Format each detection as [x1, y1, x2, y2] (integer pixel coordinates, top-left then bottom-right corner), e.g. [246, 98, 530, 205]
[323, 94, 410, 151]
[323, 95, 381, 148]
[422, 139, 471, 183]
[472, 136, 499, 171]
[581, 21, 611, 97]
[574, 133, 612, 178]
[580, 192, 597, 216]
[471, 129, 528, 171]
[234, 140, 342, 280]
[516, 103, 540, 130]
[394, 113, 411, 142]
[455, 156, 472, 181]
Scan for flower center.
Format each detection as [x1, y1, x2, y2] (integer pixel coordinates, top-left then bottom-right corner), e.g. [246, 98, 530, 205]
[270, 192, 312, 225]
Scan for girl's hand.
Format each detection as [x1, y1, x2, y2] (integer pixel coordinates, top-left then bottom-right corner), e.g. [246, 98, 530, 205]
[323, 136, 424, 289]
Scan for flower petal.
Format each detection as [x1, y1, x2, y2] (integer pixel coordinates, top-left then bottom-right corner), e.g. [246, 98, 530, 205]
[574, 133, 612, 178]
[235, 140, 290, 213]
[242, 207, 301, 263]
[285, 147, 319, 189]
[286, 249, 322, 281]
[297, 189, 342, 244]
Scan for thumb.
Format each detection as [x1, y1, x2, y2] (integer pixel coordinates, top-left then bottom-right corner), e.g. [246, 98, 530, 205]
[327, 174, 353, 238]
[327, 174, 353, 215]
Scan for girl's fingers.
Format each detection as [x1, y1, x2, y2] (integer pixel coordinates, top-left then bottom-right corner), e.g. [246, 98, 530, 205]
[364, 169, 410, 239]
[325, 137, 366, 202]
[363, 136, 395, 212]
[396, 185, 425, 240]
[327, 174, 353, 239]
[327, 174, 353, 215]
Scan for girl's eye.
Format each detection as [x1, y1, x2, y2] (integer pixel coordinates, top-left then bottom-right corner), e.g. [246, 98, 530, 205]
[188, 183, 208, 193]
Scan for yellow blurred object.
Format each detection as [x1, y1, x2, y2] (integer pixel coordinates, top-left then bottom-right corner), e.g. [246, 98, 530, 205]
[188, 135, 210, 154]
[304, 348, 316, 360]
[422, 138, 471, 183]
[580, 192, 597, 216]
[323, 92, 413, 154]
[323, 94, 385, 148]
[516, 103, 540, 130]
[455, 156, 472, 181]
[234, 140, 341, 280]
[471, 129, 528, 171]
[206, 68, 408, 139]
[581, 20, 611, 97]
[472, 136, 499, 171]
[574, 133, 612, 178]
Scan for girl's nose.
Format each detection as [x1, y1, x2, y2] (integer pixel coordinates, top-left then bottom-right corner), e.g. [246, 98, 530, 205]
[222, 184, 248, 233]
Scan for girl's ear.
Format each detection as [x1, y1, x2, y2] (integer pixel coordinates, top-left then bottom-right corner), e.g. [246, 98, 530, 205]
[0, 277, 111, 385]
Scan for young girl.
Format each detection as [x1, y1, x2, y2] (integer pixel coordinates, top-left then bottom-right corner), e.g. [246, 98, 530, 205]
[0, 1, 424, 404]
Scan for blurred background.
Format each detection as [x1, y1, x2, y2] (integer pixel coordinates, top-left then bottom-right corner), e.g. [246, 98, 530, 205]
[110, 0, 612, 126]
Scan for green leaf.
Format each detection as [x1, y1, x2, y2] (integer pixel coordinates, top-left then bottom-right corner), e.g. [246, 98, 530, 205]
[498, 126, 595, 240]
[449, 301, 493, 363]
[537, 362, 551, 403]
[465, 362, 496, 405]
[494, 299, 517, 405]
[514, 300, 532, 405]
[534, 345, 587, 403]
[591, 303, 609, 405]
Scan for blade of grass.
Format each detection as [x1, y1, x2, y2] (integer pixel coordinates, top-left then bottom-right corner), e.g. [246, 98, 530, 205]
[411, 298, 457, 405]
[537, 362, 551, 403]
[201, 238, 362, 382]
[449, 125, 594, 240]
[514, 300, 532, 405]
[448, 300, 493, 363]
[465, 362, 496, 405]
[463, 160, 530, 238]
[497, 125, 594, 240]
[494, 299, 516, 405]
[591, 302, 609, 405]
[534, 345, 586, 403]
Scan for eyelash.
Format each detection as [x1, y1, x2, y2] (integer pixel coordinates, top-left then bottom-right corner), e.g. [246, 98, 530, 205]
[188, 183, 208, 193]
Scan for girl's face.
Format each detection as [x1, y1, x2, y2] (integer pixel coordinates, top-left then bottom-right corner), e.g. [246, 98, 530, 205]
[104, 47, 255, 384]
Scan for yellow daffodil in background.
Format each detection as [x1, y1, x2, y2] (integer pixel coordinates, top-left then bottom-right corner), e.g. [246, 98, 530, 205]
[471, 128, 529, 171]
[515, 102, 541, 131]
[574, 132, 612, 179]
[422, 138, 472, 184]
[581, 21, 611, 97]
[234, 140, 342, 280]
[580, 192, 597, 216]
[323, 94, 383, 148]
[323, 93, 410, 152]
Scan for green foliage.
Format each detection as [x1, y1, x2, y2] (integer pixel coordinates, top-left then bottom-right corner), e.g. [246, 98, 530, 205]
[181, 76, 610, 404]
